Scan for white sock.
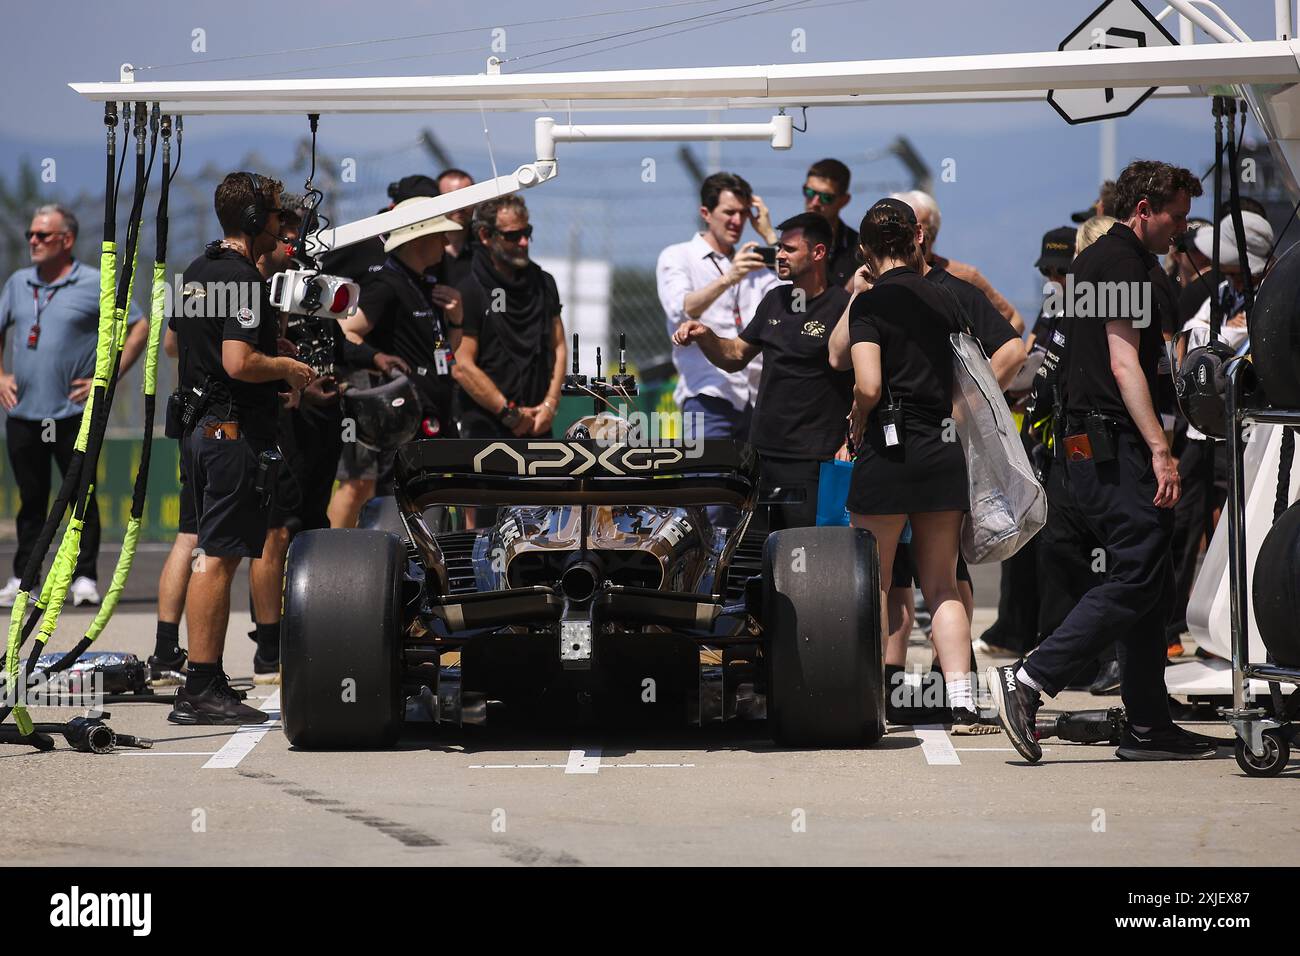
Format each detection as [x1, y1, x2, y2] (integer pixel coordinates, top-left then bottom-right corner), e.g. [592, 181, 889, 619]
[946, 678, 973, 712]
[1016, 667, 1042, 693]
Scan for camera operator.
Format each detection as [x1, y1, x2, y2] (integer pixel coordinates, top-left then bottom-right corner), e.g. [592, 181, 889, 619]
[166, 171, 314, 725]
[275, 205, 408, 535]
[989, 159, 1224, 763]
[331, 200, 463, 528]
[673, 212, 852, 531]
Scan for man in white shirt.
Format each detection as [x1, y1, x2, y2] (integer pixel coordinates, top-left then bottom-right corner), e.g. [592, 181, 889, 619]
[657, 171, 781, 439]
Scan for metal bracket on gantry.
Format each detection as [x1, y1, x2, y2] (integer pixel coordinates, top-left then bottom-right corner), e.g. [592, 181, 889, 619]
[304, 114, 792, 258]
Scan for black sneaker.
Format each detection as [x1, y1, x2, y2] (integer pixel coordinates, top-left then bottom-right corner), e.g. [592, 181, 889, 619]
[1115, 723, 1219, 761]
[1088, 659, 1123, 695]
[168, 677, 269, 726]
[986, 664, 1043, 762]
[886, 700, 952, 726]
[253, 647, 281, 685]
[148, 646, 187, 685]
[950, 706, 1001, 735]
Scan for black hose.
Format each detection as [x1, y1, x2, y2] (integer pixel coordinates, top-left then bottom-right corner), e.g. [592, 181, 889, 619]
[1224, 99, 1255, 320]
[1276, 428, 1295, 524]
[1209, 97, 1225, 339]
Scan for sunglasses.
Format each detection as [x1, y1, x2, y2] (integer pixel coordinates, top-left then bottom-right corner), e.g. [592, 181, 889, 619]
[493, 224, 533, 242]
[802, 185, 838, 205]
[25, 230, 68, 242]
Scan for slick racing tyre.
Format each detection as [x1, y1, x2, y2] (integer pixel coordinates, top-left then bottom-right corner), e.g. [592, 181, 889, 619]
[282, 529, 404, 749]
[763, 525, 885, 747]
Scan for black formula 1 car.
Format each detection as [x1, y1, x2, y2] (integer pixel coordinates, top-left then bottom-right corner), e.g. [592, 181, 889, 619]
[280, 412, 885, 750]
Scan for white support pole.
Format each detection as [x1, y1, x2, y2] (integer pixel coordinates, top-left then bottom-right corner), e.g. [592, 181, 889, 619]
[1279, 0, 1295, 40]
[538, 115, 793, 155]
[305, 161, 556, 255]
[1181, 14, 1196, 45]
[1164, 0, 1239, 43]
[1100, 119, 1117, 183]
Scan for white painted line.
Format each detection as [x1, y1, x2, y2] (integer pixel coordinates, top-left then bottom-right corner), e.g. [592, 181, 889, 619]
[202, 690, 280, 770]
[114, 751, 222, 756]
[914, 724, 961, 765]
[469, 764, 569, 769]
[952, 747, 1053, 752]
[564, 746, 602, 774]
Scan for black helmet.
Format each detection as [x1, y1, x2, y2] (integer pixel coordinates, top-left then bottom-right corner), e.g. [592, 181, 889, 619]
[341, 371, 422, 451]
[1174, 340, 1237, 439]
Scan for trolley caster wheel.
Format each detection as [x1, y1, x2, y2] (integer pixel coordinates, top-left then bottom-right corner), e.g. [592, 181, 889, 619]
[1234, 730, 1290, 777]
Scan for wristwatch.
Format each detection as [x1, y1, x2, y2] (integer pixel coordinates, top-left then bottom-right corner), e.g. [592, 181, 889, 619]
[498, 400, 521, 429]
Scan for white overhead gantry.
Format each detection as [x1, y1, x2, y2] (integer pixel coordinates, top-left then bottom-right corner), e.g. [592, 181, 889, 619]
[67, 0, 1300, 254]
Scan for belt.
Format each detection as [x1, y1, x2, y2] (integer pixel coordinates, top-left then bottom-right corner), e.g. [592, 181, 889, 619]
[1064, 413, 1134, 435]
[201, 421, 241, 441]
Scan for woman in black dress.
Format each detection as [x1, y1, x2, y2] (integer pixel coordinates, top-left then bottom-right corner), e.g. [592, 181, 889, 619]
[846, 198, 994, 734]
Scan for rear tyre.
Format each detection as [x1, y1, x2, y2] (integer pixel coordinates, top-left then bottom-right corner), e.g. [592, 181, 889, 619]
[282, 529, 404, 749]
[763, 526, 884, 747]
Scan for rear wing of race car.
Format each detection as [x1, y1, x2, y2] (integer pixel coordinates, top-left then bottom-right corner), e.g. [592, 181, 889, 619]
[395, 438, 760, 511]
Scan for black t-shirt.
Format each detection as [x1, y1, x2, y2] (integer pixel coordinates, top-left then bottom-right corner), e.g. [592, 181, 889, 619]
[437, 239, 475, 289]
[740, 284, 853, 459]
[359, 256, 454, 417]
[457, 264, 561, 422]
[926, 265, 1018, 359]
[319, 237, 387, 284]
[826, 219, 860, 290]
[848, 266, 961, 427]
[1061, 223, 1174, 424]
[173, 243, 280, 439]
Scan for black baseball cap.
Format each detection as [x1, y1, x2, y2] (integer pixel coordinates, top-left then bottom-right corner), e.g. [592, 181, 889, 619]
[387, 175, 438, 204]
[869, 197, 918, 223]
[1035, 226, 1076, 272]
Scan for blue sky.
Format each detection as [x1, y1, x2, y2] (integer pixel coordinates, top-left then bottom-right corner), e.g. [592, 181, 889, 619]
[1, 0, 1289, 316]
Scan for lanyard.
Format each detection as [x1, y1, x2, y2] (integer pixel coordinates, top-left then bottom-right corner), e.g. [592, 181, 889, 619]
[32, 284, 61, 329]
[27, 283, 62, 349]
[385, 258, 447, 342]
[708, 255, 743, 330]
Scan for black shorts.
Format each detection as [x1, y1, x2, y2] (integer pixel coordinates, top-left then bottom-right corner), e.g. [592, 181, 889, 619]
[891, 541, 972, 590]
[178, 447, 197, 536]
[182, 416, 274, 559]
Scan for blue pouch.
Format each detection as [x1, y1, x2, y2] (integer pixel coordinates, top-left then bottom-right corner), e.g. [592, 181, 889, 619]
[816, 459, 853, 526]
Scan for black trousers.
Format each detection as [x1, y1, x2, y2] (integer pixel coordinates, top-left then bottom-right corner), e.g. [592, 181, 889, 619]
[758, 456, 822, 532]
[6, 414, 100, 582]
[289, 402, 342, 533]
[1166, 437, 1225, 642]
[1035, 460, 1103, 642]
[1024, 433, 1174, 727]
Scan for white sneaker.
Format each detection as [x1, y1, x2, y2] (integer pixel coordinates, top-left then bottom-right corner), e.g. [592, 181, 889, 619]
[70, 576, 101, 607]
[0, 577, 20, 608]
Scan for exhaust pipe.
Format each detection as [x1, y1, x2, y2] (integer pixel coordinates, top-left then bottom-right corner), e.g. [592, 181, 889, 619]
[560, 557, 603, 603]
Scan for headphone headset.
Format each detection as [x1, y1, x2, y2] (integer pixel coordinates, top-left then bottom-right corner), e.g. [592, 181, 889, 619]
[239, 171, 269, 238]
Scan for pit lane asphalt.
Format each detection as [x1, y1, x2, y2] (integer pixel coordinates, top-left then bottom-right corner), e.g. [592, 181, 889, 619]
[0, 544, 1282, 868]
